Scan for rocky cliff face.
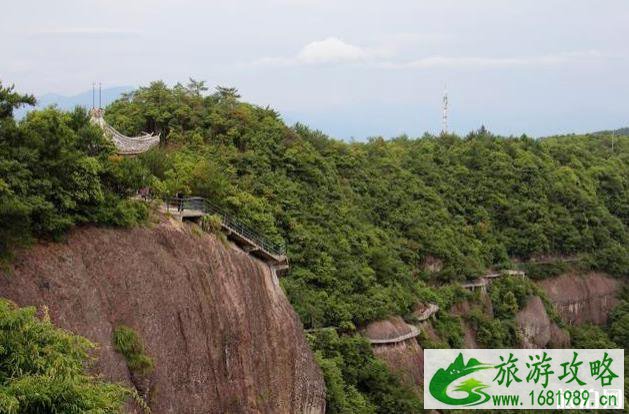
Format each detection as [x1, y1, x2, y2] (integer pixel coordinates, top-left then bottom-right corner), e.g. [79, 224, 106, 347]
[450, 294, 494, 349]
[538, 272, 620, 325]
[515, 296, 569, 349]
[361, 271, 621, 393]
[361, 317, 423, 392]
[0, 217, 325, 414]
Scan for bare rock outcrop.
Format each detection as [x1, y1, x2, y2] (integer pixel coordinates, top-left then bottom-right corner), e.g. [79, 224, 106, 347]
[538, 273, 620, 325]
[362, 316, 418, 343]
[362, 317, 423, 391]
[516, 296, 551, 348]
[422, 255, 443, 273]
[0, 217, 325, 414]
[549, 323, 570, 348]
[516, 296, 570, 349]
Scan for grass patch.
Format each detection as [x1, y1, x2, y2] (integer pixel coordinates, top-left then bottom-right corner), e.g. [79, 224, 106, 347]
[113, 325, 154, 376]
[201, 214, 228, 244]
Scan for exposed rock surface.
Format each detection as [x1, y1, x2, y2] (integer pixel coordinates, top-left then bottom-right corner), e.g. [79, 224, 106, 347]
[371, 340, 424, 391]
[461, 322, 480, 349]
[538, 273, 620, 325]
[516, 296, 551, 348]
[516, 295, 571, 349]
[0, 217, 325, 414]
[549, 323, 571, 348]
[418, 321, 441, 344]
[412, 303, 439, 321]
[362, 317, 423, 392]
[362, 316, 417, 342]
[515, 295, 568, 348]
[422, 255, 443, 273]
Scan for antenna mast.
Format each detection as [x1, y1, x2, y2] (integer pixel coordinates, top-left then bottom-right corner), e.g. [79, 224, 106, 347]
[92, 83, 95, 109]
[441, 85, 448, 135]
[98, 82, 102, 109]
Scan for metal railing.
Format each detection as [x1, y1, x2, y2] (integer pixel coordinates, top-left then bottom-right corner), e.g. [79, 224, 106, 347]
[165, 196, 286, 257]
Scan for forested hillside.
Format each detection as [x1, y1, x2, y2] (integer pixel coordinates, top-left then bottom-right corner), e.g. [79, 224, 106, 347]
[0, 82, 148, 259]
[0, 82, 145, 412]
[101, 81, 629, 327]
[593, 127, 629, 136]
[104, 81, 628, 412]
[1, 80, 627, 413]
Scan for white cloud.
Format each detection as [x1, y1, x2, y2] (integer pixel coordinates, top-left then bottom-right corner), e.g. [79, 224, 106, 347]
[297, 37, 373, 63]
[379, 50, 606, 69]
[255, 38, 607, 69]
[254, 37, 387, 66]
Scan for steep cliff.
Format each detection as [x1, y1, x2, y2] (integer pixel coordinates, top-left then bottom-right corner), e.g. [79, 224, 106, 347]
[361, 317, 423, 392]
[515, 295, 569, 349]
[359, 271, 622, 394]
[0, 217, 325, 414]
[538, 273, 621, 325]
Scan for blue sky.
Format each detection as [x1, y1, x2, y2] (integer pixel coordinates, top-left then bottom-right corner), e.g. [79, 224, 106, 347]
[1, 0, 628, 139]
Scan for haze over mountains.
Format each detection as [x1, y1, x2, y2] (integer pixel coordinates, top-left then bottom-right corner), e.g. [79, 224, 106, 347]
[17, 85, 628, 139]
[593, 127, 629, 136]
[15, 86, 133, 119]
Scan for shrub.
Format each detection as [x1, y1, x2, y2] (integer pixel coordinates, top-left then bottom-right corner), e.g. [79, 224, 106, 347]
[0, 299, 128, 412]
[570, 324, 616, 349]
[307, 330, 421, 414]
[609, 299, 629, 348]
[0, 195, 31, 260]
[201, 214, 223, 234]
[112, 325, 154, 375]
[467, 308, 517, 348]
[0, 85, 149, 258]
[433, 312, 464, 348]
[520, 261, 569, 280]
[89, 197, 149, 227]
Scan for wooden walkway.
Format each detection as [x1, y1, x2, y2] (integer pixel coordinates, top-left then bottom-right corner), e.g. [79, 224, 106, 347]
[163, 197, 289, 272]
[461, 269, 526, 292]
[366, 325, 420, 345]
[305, 323, 421, 346]
[413, 303, 440, 322]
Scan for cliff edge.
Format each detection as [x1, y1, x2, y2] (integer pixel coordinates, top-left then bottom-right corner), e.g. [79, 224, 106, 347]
[538, 272, 620, 325]
[0, 216, 325, 414]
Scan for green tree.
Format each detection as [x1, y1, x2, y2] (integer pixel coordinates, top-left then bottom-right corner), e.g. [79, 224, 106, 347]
[89, 79, 629, 412]
[0, 82, 35, 119]
[0, 299, 128, 412]
[0, 84, 148, 259]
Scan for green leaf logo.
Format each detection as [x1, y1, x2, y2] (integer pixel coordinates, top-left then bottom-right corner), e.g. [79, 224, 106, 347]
[429, 353, 493, 406]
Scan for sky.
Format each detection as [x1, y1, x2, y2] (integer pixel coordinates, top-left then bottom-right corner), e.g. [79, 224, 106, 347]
[1, 0, 628, 139]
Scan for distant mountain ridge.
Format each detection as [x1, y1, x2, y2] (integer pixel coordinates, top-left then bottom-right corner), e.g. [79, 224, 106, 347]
[15, 86, 134, 118]
[591, 127, 629, 136]
[15, 86, 629, 140]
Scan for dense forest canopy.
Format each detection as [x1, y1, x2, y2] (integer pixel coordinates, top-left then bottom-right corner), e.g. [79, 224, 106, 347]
[0, 82, 148, 259]
[1, 80, 627, 413]
[593, 127, 629, 136]
[104, 80, 628, 412]
[100, 80, 629, 328]
[2, 79, 626, 328]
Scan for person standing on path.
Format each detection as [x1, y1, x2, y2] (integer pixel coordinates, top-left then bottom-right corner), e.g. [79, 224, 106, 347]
[175, 191, 184, 212]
